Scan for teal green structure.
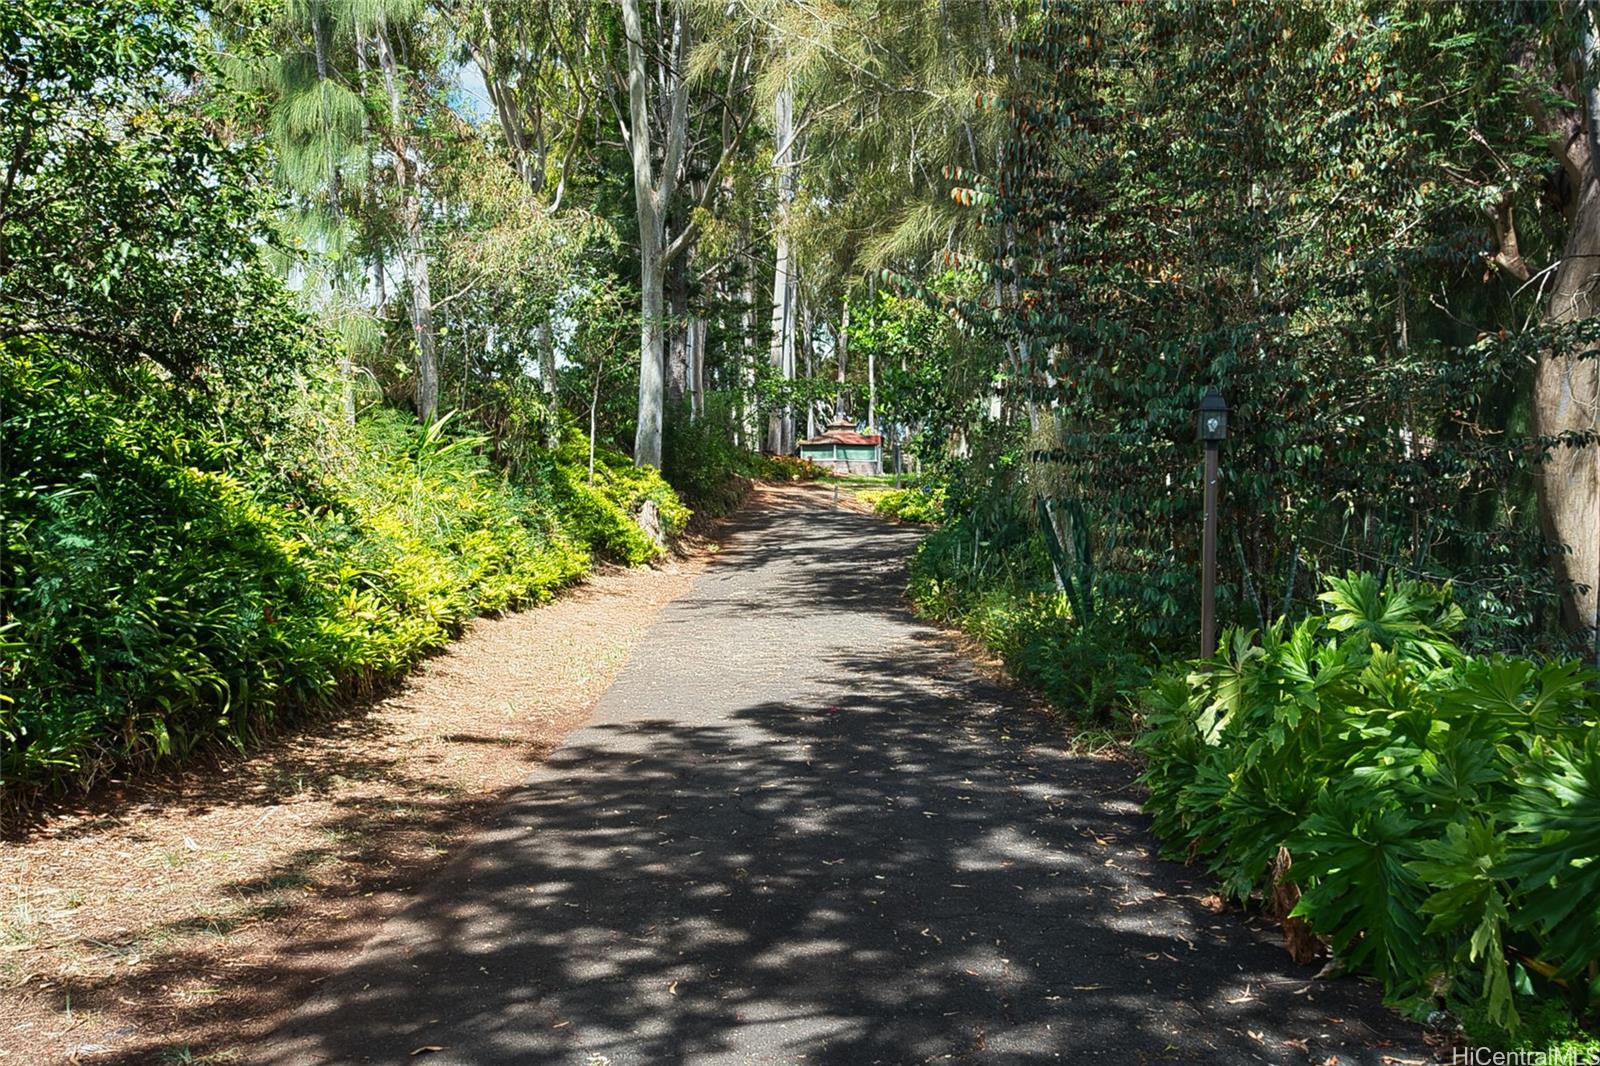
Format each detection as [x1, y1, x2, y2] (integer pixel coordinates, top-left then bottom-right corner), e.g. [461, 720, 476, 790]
[797, 418, 883, 475]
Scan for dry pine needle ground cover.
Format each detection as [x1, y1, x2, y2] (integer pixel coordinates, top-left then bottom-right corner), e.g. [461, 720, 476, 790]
[0, 541, 716, 1065]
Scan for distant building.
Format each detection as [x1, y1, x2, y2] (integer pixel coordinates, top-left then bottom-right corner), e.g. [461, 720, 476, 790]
[797, 418, 883, 475]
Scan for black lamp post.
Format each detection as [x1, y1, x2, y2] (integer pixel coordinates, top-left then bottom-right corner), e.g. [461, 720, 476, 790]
[1197, 390, 1228, 658]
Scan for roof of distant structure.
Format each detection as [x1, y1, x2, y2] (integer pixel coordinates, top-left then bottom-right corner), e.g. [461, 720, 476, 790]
[798, 418, 883, 448]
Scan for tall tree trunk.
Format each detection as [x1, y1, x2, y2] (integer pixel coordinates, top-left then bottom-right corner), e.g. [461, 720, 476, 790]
[620, 0, 687, 468]
[740, 270, 758, 447]
[767, 79, 796, 454]
[1523, 35, 1600, 655]
[636, 242, 666, 465]
[690, 315, 705, 421]
[403, 207, 439, 421]
[538, 316, 558, 446]
[803, 299, 816, 439]
[537, 318, 556, 396]
[835, 299, 849, 420]
[375, 20, 438, 421]
[667, 260, 689, 405]
[1536, 183, 1600, 649]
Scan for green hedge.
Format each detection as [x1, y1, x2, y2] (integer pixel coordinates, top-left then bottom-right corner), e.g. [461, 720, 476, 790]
[1137, 573, 1600, 1039]
[0, 347, 685, 792]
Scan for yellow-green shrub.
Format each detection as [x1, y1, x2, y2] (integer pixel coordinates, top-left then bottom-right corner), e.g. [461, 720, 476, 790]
[864, 486, 945, 524]
[548, 428, 689, 564]
[0, 349, 686, 793]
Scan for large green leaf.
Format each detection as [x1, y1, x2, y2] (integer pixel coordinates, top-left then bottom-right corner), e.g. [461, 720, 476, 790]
[1411, 819, 1515, 1030]
[1501, 736, 1600, 981]
[1290, 789, 1430, 994]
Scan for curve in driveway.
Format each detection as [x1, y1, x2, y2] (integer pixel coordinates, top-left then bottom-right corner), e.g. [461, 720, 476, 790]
[262, 487, 1425, 1066]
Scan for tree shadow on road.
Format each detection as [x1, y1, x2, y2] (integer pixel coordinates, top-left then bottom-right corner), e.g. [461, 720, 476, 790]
[264, 632, 1423, 1064]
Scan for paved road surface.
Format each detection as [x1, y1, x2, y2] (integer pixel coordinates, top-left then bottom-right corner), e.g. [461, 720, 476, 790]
[263, 487, 1427, 1065]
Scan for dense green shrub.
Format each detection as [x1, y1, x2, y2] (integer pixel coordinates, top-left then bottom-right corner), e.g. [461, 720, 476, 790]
[908, 492, 1151, 720]
[0, 346, 684, 792]
[1137, 572, 1600, 1038]
[661, 400, 758, 516]
[747, 453, 829, 482]
[547, 428, 688, 564]
[4, 352, 330, 780]
[863, 486, 946, 524]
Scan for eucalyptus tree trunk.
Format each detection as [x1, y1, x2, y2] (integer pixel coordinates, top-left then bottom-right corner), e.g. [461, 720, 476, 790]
[767, 80, 797, 455]
[803, 301, 816, 440]
[835, 301, 849, 420]
[471, 3, 541, 191]
[402, 211, 440, 422]
[374, 20, 439, 422]
[667, 261, 690, 405]
[635, 227, 667, 467]
[740, 271, 758, 446]
[689, 315, 706, 421]
[687, 268, 707, 422]
[537, 319, 556, 396]
[620, 0, 688, 468]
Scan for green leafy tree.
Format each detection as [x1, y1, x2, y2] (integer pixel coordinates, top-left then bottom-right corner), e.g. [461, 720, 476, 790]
[0, 0, 313, 409]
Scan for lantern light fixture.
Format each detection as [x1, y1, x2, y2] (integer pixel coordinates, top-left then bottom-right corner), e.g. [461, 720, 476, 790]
[1198, 389, 1228, 443]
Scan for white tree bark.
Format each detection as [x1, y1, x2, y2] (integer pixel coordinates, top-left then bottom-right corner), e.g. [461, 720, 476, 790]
[537, 318, 556, 396]
[766, 80, 797, 454]
[740, 272, 758, 446]
[802, 298, 816, 439]
[620, 0, 688, 467]
[835, 300, 849, 420]
[375, 20, 439, 421]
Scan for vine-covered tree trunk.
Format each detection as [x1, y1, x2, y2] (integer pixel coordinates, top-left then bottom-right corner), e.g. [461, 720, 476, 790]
[1525, 36, 1600, 655]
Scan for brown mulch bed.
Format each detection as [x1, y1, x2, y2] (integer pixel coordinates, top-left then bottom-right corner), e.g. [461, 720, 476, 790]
[0, 543, 716, 1065]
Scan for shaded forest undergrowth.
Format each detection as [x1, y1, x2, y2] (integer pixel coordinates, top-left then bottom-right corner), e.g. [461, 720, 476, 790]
[3, 345, 677, 799]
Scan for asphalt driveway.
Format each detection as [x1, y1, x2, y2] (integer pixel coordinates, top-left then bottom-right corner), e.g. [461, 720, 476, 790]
[261, 487, 1426, 1066]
